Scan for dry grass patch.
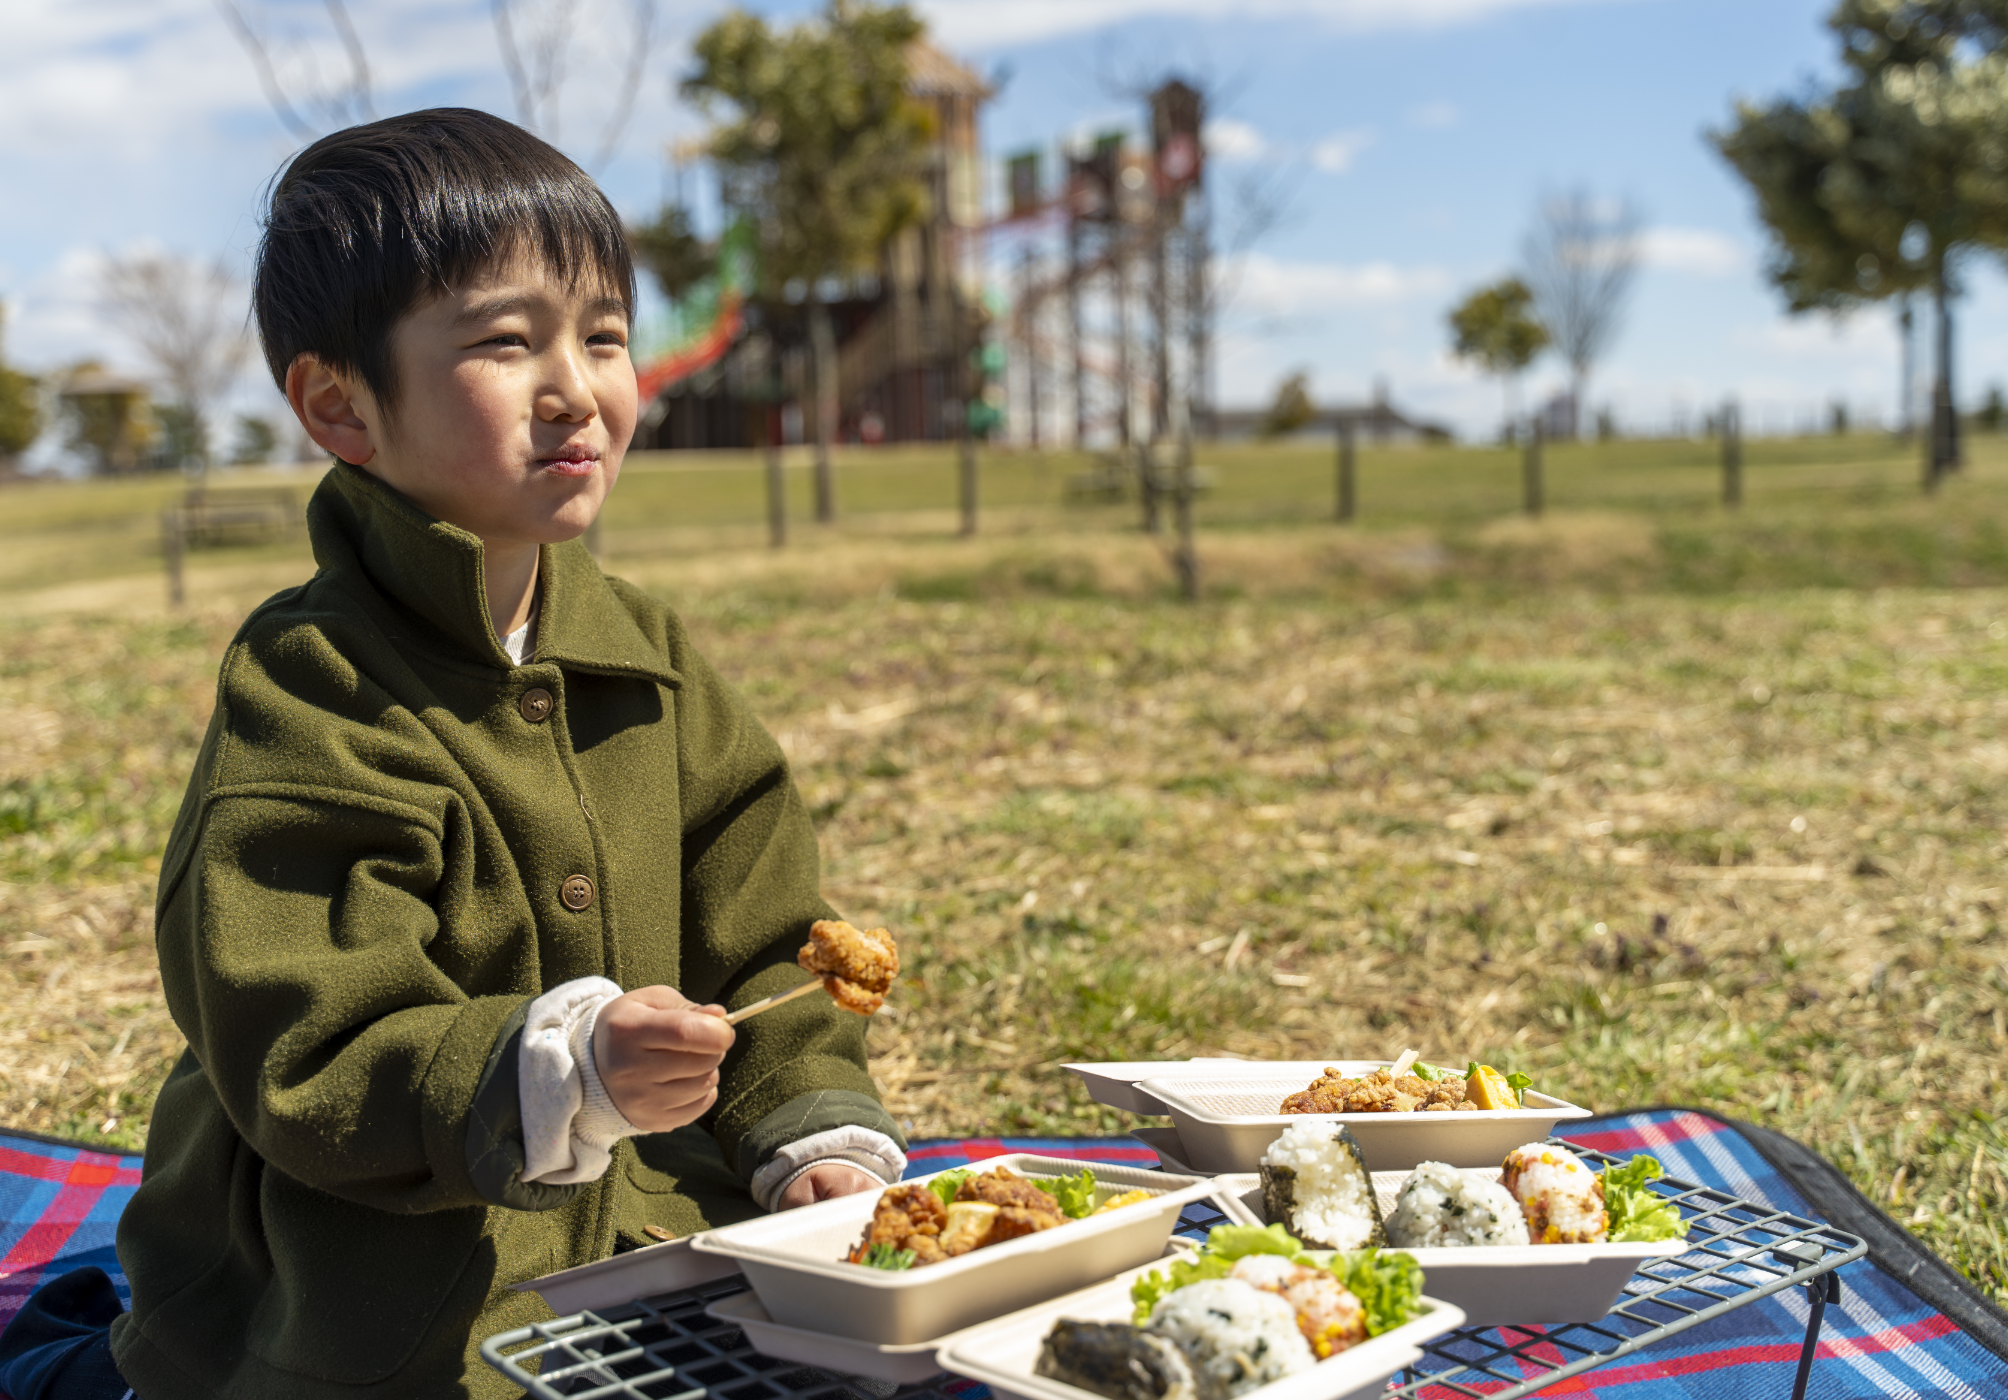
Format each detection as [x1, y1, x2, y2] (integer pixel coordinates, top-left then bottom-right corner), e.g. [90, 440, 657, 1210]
[3, 553, 2007, 1305]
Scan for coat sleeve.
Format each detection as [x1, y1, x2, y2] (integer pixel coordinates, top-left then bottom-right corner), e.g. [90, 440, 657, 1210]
[154, 782, 527, 1214]
[660, 625, 904, 1180]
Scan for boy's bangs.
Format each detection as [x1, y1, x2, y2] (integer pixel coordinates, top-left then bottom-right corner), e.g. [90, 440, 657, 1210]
[254, 108, 637, 411]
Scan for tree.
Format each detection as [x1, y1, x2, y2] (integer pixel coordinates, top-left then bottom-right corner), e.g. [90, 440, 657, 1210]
[0, 303, 40, 473]
[218, 0, 657, 171]
[684, 2, 933, 522]
[1447, 276, 1549, 443]
[232, 414, 280, 465]
[630, 203, 714, 303]
[1713, 0, 2008, 485]
[1259, 371, 1315, 439]
[99, 254, 250, 485]
[1521, 191, 1639, 439]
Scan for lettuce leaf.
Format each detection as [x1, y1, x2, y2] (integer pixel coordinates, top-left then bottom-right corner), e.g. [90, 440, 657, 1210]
[1128, 1225, 1426, 1336]
[1325, 1249, 1425, 1336]
[926, 1168, 972, 1207]
[1411, 1061, 1447, 1081]
[1506, 1071, 1533, 1107]
[859, 1242, 916, 1270]
[1601, 1155, 1690, 1242]
[1046, 1168, 1098, 1220]
[1129, 1224, 1310, 1322]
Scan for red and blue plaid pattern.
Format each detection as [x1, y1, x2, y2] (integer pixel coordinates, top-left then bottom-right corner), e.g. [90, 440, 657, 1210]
[1, 1113, 2002, 1398]
[0, 1136, 139, 1334]
[904, 1111, 2008, 1400]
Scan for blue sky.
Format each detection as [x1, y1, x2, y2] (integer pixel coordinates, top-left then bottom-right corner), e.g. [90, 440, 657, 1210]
[4, 0, 2001, 458]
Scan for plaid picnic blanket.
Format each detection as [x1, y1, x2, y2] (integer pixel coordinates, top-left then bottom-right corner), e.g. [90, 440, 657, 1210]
[3, 1111, 2005, 1397]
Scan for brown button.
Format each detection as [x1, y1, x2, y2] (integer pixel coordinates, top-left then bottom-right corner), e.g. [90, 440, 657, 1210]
[560, 874, 595, 911]
[519, 687, 554, 724]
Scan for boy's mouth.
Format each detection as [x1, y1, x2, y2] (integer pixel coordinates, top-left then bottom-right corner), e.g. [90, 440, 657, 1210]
[539, 445, 601, 478]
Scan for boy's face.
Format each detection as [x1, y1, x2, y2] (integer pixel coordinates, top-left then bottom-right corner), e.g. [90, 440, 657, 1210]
[291, 251, 636, 548]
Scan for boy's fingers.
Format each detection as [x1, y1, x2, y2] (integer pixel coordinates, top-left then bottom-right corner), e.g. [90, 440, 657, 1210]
[614, 1007, 735, 1054]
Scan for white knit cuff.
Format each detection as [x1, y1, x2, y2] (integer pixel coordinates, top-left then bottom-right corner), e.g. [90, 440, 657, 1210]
[519, 976, 641, 1185]
[749, 1125, 907, 1211]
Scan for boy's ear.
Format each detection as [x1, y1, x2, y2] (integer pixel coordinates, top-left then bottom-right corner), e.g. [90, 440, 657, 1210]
[286, 355, 378, 465]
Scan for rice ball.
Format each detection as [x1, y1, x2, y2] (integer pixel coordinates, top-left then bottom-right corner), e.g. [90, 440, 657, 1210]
[1383, 1161, 1530, 1247]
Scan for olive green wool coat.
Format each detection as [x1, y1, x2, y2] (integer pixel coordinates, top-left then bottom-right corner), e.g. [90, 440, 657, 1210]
[111, 462, 899, 1399]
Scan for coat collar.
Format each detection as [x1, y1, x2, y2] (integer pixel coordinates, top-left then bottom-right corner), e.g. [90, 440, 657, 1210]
[308, 462, 681, 689]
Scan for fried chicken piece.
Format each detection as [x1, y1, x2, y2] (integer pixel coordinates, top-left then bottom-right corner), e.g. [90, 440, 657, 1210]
[852, 1183, 949, 1266]
[954, 1165, 1068, 1222]
[798, 919, 899, 1015]
[1279, 1066, 1475, 1114]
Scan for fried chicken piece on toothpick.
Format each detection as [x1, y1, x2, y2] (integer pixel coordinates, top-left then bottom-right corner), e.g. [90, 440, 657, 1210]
[798, 919, 899, 1014]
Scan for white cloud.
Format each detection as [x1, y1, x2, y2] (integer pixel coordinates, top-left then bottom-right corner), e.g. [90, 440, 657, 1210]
[1311, 129, 1375, 173]
[1406, 101, 1461, 128]
[920, 0, 1621, 50]
[1232, 253, 1451, 317]
[1204, 117, 1269, 162]
[1736, 308, 1894, 363]
[1637, 226, 1746, 278]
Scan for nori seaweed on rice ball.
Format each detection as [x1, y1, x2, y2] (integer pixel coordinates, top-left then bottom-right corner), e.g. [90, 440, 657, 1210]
[1035, 1319, 1226, 1400]
[1259, 1121, 1386, 1250]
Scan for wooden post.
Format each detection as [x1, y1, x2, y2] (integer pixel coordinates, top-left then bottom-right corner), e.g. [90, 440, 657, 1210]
[1336, 419, 1356, 523]
[1172, 424, 1199, 600]
[161, 508, 185, 608]
[1722, 399, 1743, 508]
[1522, 417, 1544, 517]
[761, 408, 787, 549]
[957, 417, 978, 539]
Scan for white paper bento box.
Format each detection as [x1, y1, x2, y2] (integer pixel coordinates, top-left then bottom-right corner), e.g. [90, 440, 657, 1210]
[938, 1252, 1466, 1400]
[1209, 1170, 1685, 1327]
[704, 1289, 958, 1384]
[688, 1154, 1223, 1345]
[1124, 1061, 1592, 1173]
[516, 1233, 742, 1316]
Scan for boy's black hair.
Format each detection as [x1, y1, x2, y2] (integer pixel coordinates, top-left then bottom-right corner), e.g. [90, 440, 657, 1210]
[253, 107, 635, 410]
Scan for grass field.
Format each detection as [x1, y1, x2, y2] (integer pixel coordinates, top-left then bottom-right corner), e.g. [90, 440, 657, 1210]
[4, 433, 2008, 1306]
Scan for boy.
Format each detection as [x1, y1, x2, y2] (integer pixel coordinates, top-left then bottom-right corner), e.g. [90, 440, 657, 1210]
[3, 109, 905, 1399]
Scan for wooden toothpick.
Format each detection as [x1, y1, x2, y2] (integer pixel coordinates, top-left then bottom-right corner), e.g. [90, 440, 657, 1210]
[725, 977, 824, 1025]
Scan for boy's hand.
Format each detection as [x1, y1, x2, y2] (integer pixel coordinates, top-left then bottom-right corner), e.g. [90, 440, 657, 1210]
[777, 1163, 885, 1211]
[592, 986, 734, 1133]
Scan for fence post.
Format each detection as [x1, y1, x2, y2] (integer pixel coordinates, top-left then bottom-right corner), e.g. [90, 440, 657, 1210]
[1336, 420, 1356, 523]
[1522, 417, 1544, 517]
[161, 508, 185, 608]
[1172, 425, 1199, 600]
[1722, 399, 1743, 508]
[765, 441, 787, 549]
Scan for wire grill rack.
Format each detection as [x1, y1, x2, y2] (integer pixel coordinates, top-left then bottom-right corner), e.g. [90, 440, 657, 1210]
[482, 1144, 1862, 1400]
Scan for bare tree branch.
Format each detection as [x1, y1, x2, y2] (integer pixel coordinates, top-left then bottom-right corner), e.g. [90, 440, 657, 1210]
[215, 0, 373, 138]
[588, 0, 658, 171]
[214, 0, 318, 141]
[1521, 188, 1641, 428]
[99, 254, 251, 471]
[493, 0, 536, 130]
[323, 0, 376, 121]
[493, 0, 585, 141]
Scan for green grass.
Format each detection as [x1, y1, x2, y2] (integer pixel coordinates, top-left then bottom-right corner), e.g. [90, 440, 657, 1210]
[7, 436, 2008, 1304]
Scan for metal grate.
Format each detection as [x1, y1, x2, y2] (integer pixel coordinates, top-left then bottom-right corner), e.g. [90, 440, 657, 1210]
[1387, 1140, 1864, 1399]
[484, 1147, 1861, 1400]
[481, 1204, 1231, 1400]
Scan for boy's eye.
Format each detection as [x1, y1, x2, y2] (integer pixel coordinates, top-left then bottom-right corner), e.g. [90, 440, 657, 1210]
[480, 332, 528, 348]
[588, 331, 628, 348]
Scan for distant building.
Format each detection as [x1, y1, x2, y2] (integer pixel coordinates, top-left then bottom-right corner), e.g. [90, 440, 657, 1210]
[638, 40, 991, 450]
[1211, 383, 1453, 445]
